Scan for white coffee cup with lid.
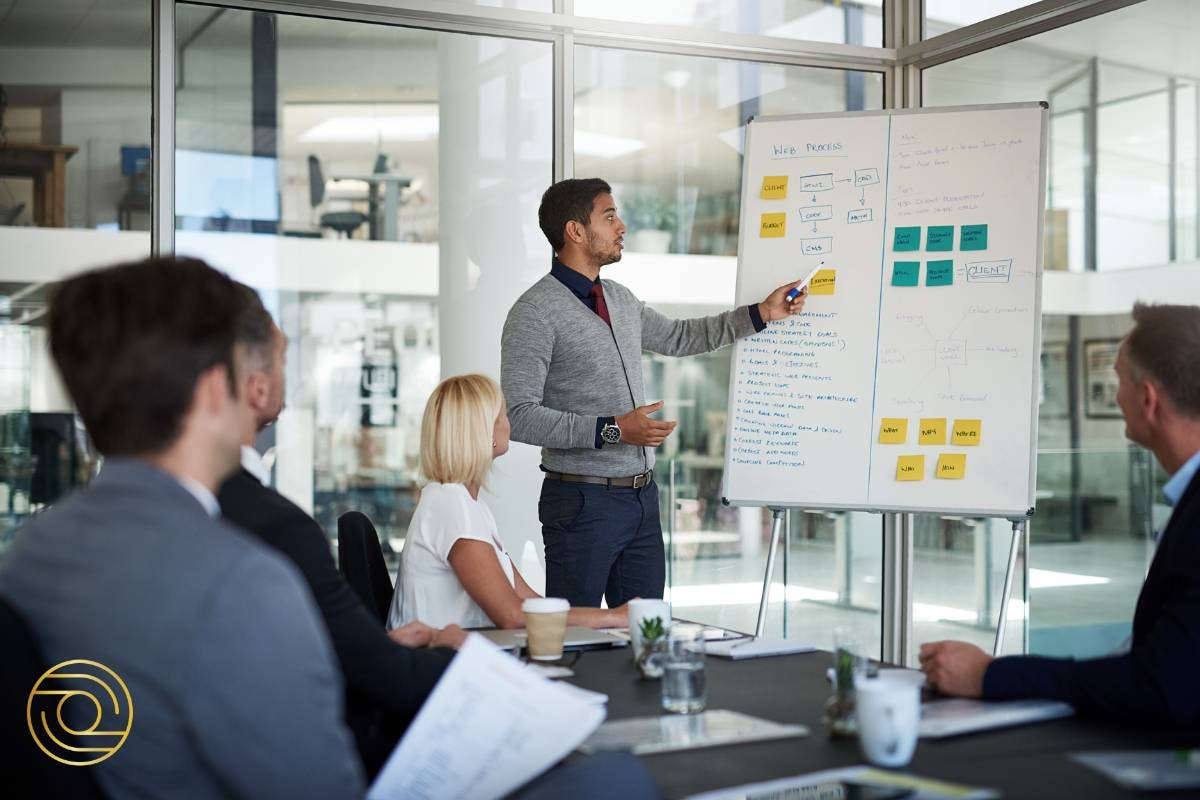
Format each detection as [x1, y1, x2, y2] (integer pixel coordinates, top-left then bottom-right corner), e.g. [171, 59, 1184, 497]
[522, 597, 570, 660]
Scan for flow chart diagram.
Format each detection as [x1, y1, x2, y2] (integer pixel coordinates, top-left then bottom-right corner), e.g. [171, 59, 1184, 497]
[763, 166, 883, 264]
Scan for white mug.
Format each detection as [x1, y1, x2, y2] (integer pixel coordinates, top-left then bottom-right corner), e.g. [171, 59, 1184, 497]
[627, 598, 670, 660]
[854, 669, 924, 767]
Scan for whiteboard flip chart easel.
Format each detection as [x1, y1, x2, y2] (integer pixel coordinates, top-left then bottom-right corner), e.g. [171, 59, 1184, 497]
[724, 103, 1048, 652]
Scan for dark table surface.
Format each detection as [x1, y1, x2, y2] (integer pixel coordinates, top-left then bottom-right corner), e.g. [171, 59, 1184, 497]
[565, 646, 1198, 799]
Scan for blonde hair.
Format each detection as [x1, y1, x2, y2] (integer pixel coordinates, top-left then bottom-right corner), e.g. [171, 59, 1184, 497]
[419, 373, 504, 488]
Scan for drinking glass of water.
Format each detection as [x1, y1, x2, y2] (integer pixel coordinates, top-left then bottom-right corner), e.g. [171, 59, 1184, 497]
[661, 623, 706, 714]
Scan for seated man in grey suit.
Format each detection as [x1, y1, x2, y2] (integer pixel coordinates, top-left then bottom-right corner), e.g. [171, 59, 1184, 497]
[0, 257, 364, 800]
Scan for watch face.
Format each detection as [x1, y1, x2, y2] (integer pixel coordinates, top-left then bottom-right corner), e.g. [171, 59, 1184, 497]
[602, 424, 621, 444]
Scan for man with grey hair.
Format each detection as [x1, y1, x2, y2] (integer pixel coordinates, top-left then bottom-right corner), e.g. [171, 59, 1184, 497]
[920, 302, 1200, 727]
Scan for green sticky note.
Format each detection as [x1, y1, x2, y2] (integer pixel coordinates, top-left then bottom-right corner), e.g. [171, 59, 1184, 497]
[893, 227, 921, 251]
[892, 261, 920, 287]
[926, 260, 953, 286]
[960, 224, 988, 250]
[926, 226, 954, 251]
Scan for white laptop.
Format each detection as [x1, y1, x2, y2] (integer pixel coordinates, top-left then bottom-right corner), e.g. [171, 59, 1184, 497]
[478, 626, 628, 651]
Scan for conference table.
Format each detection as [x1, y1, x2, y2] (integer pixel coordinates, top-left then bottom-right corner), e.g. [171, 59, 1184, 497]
[563, 646, 1198, 799]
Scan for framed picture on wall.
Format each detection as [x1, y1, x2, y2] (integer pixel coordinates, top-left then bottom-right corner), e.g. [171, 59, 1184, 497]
[1039, 342, 1070, 419]
[1084, 339, 1123, 418]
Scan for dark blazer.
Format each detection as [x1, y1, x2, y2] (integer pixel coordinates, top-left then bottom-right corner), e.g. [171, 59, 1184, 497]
[218, 468, 452, 722]
[984, 467, 1200, 727]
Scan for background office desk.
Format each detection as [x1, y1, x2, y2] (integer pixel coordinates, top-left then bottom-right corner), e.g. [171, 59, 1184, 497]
[566, 648, 1197, 799]
[331, 173, 411, 240]
[0, 142, 78, 227]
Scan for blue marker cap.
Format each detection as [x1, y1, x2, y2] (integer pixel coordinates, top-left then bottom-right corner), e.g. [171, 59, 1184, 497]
[786, 287, 801, 302]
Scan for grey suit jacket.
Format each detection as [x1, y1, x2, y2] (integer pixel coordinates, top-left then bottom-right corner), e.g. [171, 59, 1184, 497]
[0, 459, 364, 800]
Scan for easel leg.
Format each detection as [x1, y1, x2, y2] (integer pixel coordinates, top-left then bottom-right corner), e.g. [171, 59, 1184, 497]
[755, 508, 787, 638]
[993, 520, 1025, 656]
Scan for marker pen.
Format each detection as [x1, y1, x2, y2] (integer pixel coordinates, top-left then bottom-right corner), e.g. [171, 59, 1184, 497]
[786, 264, 824, 302]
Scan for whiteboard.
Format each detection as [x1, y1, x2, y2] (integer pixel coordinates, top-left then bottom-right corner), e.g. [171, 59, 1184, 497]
[722, 103, 1047, 518]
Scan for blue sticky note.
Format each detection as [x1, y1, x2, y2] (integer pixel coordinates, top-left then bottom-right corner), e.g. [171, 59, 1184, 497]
[926, 226, 954, 251]
[893, 227, 921, 251]
[926, 260, 954, 286]
[892, 261, 920, 287]
[960, 224, 988, 250]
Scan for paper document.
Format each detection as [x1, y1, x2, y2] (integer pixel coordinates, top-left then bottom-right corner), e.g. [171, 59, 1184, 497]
[706, 636, 816, 660]
[919, 698, 1073, 739]
[368, 634, 605, 800]
[685, 765, 999, 800]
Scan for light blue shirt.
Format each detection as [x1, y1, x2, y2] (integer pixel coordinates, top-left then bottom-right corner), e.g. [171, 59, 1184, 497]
[1163, 449, 1200, 508]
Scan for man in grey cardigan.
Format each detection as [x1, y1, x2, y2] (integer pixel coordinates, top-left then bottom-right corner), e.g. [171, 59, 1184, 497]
[501, 178, 807, 608]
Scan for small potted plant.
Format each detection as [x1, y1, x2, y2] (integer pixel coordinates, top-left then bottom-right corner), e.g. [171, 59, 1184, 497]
[635, 616, 667, 679]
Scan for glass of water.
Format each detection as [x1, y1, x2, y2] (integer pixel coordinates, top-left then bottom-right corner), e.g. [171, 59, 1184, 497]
[661, 623, 706, 714]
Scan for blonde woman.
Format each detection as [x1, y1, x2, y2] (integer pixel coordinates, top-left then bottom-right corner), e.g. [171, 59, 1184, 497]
[388, 374, 629, 630]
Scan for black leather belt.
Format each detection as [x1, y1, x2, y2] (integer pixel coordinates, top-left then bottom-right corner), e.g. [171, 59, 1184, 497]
[543, 469, 653, 489]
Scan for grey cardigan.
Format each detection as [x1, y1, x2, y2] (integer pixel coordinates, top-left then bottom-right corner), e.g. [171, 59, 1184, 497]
[501, 273, 758, 477]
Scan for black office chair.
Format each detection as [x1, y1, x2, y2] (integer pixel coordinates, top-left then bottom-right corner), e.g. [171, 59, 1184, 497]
[337, 511, 394, 626]
[307, 155, 368, 238]
[0, 596, 108, 799]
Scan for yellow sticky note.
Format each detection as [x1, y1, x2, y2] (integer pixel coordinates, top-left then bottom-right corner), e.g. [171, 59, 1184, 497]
[808, 269, 837, 295]
[935, 453, 967, 479]
[918, 418, 947, 446]
[760, 176, 789, 200]
[896, 455, 925, 481]
[952, 419, 982, 446]
[878, 418, 908, 444]
[760, 213, 787, 238]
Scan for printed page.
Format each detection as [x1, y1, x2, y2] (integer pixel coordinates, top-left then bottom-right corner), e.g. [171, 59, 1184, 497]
[368, 634, 606, 800]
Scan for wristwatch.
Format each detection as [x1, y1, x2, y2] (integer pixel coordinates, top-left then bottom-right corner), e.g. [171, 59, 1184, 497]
[600, 421, 622, 445]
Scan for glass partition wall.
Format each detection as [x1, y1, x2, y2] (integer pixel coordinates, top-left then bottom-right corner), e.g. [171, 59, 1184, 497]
[173, 5, 554, 578]
[6, 0, 1194, 666]
[0, 0, 151, 550]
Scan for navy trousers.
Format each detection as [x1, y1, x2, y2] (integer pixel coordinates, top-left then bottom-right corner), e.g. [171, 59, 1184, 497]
[539, 477, 666, 608]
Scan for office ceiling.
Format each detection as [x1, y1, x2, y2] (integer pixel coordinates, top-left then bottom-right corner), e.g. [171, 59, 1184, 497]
[2, 0, 1198, 82]
[0, 0, 433, 49]
[0, 0, 150, 47]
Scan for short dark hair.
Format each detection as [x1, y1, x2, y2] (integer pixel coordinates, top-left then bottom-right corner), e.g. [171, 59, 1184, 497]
[48, 256, 245, 457]
[1125, 302, 1200, 417]
[232, 282, 275, 373]
[538, 178, 612, 252]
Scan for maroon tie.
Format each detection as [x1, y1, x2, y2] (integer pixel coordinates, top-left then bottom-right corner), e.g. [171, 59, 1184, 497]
[590, 283, 612, 327]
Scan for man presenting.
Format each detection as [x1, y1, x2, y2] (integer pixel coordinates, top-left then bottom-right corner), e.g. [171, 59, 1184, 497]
[920, 303, 1200, 727]
[502, 178, 807, 608]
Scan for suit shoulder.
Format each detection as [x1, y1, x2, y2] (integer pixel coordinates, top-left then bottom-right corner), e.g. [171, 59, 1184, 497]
[221, 472, 313, 524]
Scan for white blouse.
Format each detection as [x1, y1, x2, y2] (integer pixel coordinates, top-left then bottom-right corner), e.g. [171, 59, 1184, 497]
[387, 482, 514, 630]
